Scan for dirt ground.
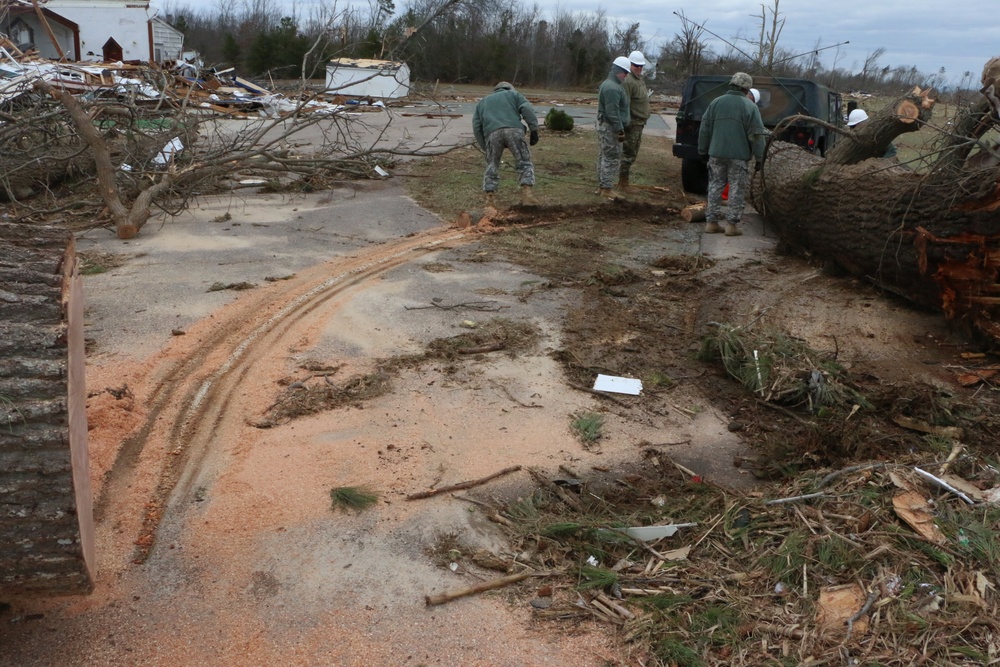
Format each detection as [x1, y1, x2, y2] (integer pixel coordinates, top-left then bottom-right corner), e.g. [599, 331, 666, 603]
[1, 100, 996, 666]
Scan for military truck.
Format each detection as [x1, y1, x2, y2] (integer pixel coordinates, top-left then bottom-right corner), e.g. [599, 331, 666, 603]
[672, 75, 843, 194]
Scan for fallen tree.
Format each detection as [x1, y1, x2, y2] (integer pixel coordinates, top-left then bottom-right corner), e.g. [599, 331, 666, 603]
[753, 82, 1000, 341]
[2, 58, 464, 239]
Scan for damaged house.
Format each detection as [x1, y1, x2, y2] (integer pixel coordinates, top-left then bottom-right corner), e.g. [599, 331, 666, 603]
[38, 0, 182, 64]
[1, 0, 80, 60]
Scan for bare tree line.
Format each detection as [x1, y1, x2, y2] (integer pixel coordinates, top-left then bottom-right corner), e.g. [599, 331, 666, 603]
[157, 0, 970, 94]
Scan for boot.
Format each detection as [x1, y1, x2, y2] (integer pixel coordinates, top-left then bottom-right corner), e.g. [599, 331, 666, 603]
[724, 223, 742, 236]
[704, 221, 723, 234]
[484, 191, 496, 207]
[599, 188, 624, 201]
[520, 184, 539, 206]
[616, 174, 630, 192]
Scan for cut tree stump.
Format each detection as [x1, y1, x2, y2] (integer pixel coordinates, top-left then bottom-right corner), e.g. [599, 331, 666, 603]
[0, 222, 94, 595]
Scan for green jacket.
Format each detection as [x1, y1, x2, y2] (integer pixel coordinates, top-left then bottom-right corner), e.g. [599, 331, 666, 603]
[697, 88, 766, 162]
[597, 70, 630, 132]
[472, 84, 538, 151]
[622, 71, 650, 123]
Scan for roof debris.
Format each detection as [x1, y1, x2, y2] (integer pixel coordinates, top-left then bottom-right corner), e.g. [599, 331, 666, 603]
[0, 48, 404, 117]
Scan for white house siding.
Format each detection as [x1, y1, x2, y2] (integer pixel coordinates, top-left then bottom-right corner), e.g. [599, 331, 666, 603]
[150, 17, 183, 63]
[42, 0, 156, 62]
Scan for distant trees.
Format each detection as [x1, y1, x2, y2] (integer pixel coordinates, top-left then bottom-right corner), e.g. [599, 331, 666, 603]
[158, 0, 962, 94]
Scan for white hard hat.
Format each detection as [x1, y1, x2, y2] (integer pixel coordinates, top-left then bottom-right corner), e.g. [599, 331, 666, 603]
[612, 56, 632, 71]
[749, 88, 761, 104]
[628, 50, 647, 67]
[847, 109, 869, 126]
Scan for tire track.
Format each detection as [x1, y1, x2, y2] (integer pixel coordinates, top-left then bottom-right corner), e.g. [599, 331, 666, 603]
[95, 226, 466, 565]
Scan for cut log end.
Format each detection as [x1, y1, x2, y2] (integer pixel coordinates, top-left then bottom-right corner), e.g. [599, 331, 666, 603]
[681, 202, 707, 222]
[117, 224, 139, 240]
[895, 99, 920, 123]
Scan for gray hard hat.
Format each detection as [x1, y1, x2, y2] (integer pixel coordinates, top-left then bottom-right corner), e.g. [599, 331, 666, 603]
[730, 72, 753, 90]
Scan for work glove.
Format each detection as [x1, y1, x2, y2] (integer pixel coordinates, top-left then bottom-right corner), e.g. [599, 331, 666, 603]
[617, 130, 626, 142]
[529, 130, 539, 146]
[754, 160, 763, 173]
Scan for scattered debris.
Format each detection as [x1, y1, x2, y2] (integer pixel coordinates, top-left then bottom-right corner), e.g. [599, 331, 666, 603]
[406, 465, 522, 500]
[592, 373, 642, 395]
[207, 282, 256, 292]
[476, 450, 1000, 664]
[425, 571, 550, 606]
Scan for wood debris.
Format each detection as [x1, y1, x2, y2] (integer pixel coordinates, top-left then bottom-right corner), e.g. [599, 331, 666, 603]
[475, 450, 1000, 665]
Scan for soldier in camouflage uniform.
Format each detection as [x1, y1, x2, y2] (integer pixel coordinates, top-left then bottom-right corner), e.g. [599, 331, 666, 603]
[596, 57, 631, 200]
[697, 72, 766, 236]
[618, 51, 650, 191]
[472, 82, 540, 206]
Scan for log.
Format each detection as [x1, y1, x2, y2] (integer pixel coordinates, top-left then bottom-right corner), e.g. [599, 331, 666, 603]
[681, 202, 707, 222]
[825, 88, 935, 165]
[753, 87, 1000, 342]
[0, 222, 94, 595]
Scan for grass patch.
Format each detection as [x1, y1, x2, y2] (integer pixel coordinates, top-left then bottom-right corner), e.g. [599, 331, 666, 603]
[403, 132, 681, 219]
[570, 411, 604, 445]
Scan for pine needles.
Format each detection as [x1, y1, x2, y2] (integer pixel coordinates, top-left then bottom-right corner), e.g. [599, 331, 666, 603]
[329, 486, 379, 512]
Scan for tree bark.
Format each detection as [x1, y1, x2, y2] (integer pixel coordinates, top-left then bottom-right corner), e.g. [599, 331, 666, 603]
[825, 87, 935, 165]
[0, 222, 94, 595]
[753, 134, 1000, 340]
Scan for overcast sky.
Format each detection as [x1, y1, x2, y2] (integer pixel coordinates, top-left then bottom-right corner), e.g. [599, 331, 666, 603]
[255, 0, 996, 87]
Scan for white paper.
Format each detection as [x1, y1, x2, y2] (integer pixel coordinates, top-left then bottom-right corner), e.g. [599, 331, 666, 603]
[593, 374, 642, 395]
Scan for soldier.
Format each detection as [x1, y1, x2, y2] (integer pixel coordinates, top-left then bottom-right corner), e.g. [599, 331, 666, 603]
[618, 50, 650, 192]
[697, 71, 766, 236]
[596, 56, 631, 200]
[472, 81, 540, 207]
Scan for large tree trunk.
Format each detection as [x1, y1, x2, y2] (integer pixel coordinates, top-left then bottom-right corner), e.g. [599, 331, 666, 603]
[0, 222, 94, 595]
[826, 87, 935, 164]
[753, 89, 1000, 340]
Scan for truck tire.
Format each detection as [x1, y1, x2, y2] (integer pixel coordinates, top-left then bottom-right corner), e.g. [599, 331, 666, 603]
[681, 158, 708, 194]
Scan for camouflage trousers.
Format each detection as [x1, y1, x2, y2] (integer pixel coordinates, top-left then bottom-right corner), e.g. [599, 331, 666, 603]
[483, 127, 535, 192]
[596, 120, 622, 188]
[706, 157, 751, 224]
[619, 121, 645, 177]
